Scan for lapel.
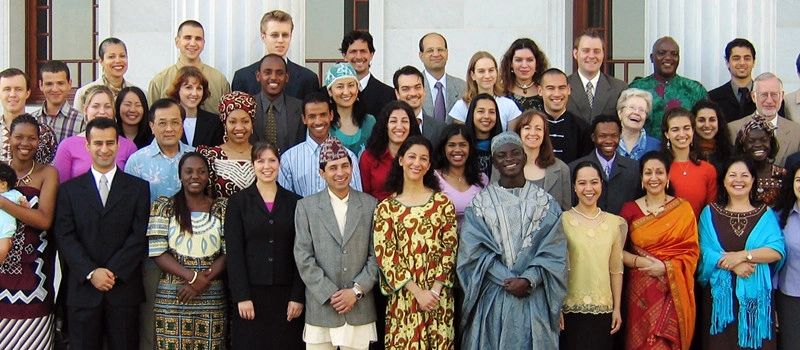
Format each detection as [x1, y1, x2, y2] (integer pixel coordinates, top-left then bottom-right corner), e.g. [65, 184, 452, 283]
[542, 163, 561, 192]
[445, 75, 461, 107]
[423, 74, 434, 113]
[284, 97, 302, 150]
[341, 191, 362, 245]
[608, 155, 627, 180]
[79, 172, 104, 213]
[246, 185, 269, 217]
[722, 81, 739, 104]
[316, 190, 343, 246]
[102, 172, 128, 214]
[254, 93, 268, 141]
[592, 73, 612, 114]
[193, 113, 210, 146]
[568, 73, 591, 108]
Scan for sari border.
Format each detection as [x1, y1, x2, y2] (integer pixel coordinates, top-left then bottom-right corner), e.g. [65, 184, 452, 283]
[630, 198, 683, 231]
[666, 260, 691, 350]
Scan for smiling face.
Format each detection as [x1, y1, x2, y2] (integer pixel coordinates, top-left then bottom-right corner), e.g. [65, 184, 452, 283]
[793, 168, 800, 202]
[303, 101, 333, 143]
[39, 70, 72, 107]
[395, 74, 425, 112]
[180, 156, 210, 196]
[0, 74, 30, 116]
[343, 39, 373, 76]
[574, 165, 603, 207]
[694, 107, 719, 141]
[150, 104, 183, 149]
[175, 25, 205, 61]
[753, 77, 784, 118]
[492, 143, 526, 179]
[419, 34, 448, 72]
[224, 110, 253, 144]
[86, 127, 119, 172]
[511, 48, 536, 82]
[471, 98, 497, 137]
[651, 38, 680, 78]
[320, 156, 352, 194]
[727, 46, 754, 80]
[641, 158, 668, 196]
[399, 144, 431, 183]
[100, 43, 128, 80]
[519, 115, 545, 151]
[664, 115, 693, 151]
[387, 109, 411, 146]
[444, 133, 469, 168]
[619, 96, 648, 131]
[9, 122, 39, 161]
[178, 77, 204, 111]
[539, 72, 571, 115]
[261, 20, 292, 57]
[592, 121, 621, 160]
[470, 57, 498, 94]
[724, 161, 754, 200]
[573, 36, 604, 77]
[254, 147, 280, 184]
[84, 92, 115, 121]
[257, 56, 288, 98]
[328, 77, 359, 108]
[742, 128, 771, 162]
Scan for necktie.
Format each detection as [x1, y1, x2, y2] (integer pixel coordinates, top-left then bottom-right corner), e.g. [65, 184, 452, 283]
[603, 163, 611, 179]
[738, 87, 751, 107]
[265, 104, 278, 147]
[99, 174, 109, 206]
[434, 81, 446, 122]
[586, 81, 595, 110]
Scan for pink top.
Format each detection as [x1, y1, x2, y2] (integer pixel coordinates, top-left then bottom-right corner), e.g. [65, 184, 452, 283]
[53, 135, 138, 183]
[265, 201, 274, 212]
[434, 170, 489, 228]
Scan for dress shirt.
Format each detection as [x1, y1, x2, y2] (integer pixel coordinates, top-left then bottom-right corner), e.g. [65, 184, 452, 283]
[32, 101, 86, 144]
[416, 111, 424, 133]
[596, 149, 615, 178]
[617, 129, 661, 161]
[278, 134, 362, 197]
[328, 188, 349, 235]
[780, 203, 800, 297]
[424, 70, 447, 101]
[124, 139, 195, 202]
[91, 165, 117, 191]
[358, 73, 371, 92]
[577, 70, 601, 96]
[730, 80, 753, 100]
[183, 117, 197, 146]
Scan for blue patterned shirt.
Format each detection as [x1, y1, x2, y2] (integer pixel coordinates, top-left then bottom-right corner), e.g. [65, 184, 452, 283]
[278, 134, 362, 197]
[125, 139, 195, 203]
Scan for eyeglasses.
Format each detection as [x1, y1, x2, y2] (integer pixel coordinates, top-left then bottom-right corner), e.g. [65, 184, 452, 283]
[423, 48, 447, 55]
[755, 92, 782, 100]
[623, 105, 647, 114]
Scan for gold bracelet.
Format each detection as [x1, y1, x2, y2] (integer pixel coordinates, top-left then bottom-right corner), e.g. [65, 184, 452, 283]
[188, 271, 198, 284]
[633, 256, 639, 268]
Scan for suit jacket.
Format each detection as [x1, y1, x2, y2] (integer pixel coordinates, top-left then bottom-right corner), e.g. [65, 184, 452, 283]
[53, 171, 150, 307]
[727, 113, 800, 167]
[180, 108, 224, 147]
[422, 73, 467, 120]
[294, 189, 379, 327]
[360, 75, 396, 117]
[567, 72, 627, 124]
[708, 81, 756, 123]
[569, 151, 639, 214]
[251, 92, 305, 152]
[785, 89, 800, 122]
[231, 58, 320, 101]
[421, 113, 446, 150]
[225, 183, 304, 303]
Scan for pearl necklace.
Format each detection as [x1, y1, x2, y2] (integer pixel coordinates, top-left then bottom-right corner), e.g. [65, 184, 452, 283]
[571, 206, 602, 220]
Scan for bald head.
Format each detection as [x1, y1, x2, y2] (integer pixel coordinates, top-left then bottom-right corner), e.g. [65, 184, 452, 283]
[650, 36, 680, 78]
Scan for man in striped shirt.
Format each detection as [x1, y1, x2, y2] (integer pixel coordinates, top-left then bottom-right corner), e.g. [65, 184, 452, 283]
[32, 60, 86, 145]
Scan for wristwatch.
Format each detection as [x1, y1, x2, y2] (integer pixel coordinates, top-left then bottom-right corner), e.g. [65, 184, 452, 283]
[746, 251, 753, 262]
[352, 283, 364, 300]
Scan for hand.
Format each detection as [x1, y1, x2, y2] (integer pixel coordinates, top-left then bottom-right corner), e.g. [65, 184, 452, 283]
[188, 270, 211, 293]
[414, 290, 440, 311]
[89, 268, 115, 292]
[610, 309, 622, 334]
[238, 300, 255, 320]
[559, 312, 565, 331]
[732, 262, 756, 279]
[718, 251, 747, 270]
[177, 284, 199, 303]
[17, 197, 30, 208]
[504, 278, 532, 297]
[286, 301, 303, 321]
[330, 289, 357, 314]
[638, 256, 666, 277]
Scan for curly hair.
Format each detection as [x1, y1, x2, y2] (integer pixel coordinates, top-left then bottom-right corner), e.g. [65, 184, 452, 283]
[383, 136, 441, 195]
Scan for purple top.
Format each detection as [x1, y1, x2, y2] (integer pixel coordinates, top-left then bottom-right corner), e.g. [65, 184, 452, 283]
[53, 135, 138, 183]
[435, 170, 488, 228]
[265, 201, 274, 212]
[780, 204, 800, 296]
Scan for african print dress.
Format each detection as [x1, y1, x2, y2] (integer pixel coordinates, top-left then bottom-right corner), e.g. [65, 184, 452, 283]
[197, 145, 254, 198]
[373, 192, 458, 350]
[147, 197, 227, 350]
[0, 186, 56, 350]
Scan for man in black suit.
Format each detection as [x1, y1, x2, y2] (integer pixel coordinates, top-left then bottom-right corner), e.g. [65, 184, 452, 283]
[569, 114, 639, 214]
[567, 28, 628, 124]
[340, 30, 396, 117]
[392, 65, 446, 149]
[54, 117, 150, 349]
[251, 54, 305, 153]
[708, 38, 758, 123]
[231, 10, 319, 100]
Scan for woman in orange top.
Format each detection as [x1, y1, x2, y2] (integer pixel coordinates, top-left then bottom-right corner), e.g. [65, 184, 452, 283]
[619, 151, 699, 350]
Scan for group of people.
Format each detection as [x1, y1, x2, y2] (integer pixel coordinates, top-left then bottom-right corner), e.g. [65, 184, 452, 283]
[2, 7, 800, 350]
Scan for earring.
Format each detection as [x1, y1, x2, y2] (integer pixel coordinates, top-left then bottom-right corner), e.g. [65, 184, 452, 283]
[666, 139, 671, 149]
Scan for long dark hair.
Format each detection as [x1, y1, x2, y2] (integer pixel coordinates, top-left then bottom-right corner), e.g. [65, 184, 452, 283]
[115, 86, 152, 143]
[465, 93, 502, 140]
[325, 87, 370, 128]
[691, 99, 732, 162]
[500, 38, 549, 94]
[776, 161, 800, 228]
[715, 155, 761, 208]
[513, 109, 556, 168]
[661, 107, 701, 165]
[364, 101, 421, 158]
[384, 136, 441, 195]
[173, 152, 212, 235]
[434, 124, 485, 188]
[638, 151, 676, 197]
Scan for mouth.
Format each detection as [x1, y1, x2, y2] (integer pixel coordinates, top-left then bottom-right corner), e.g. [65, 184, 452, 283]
[581, 192, 596, 199]
[600, 145, 616, 153]
[111, 64, 126, 73]
[448, 152, 465, 162]
[752, 150, 767, 157]
[391, 129, 407, 138]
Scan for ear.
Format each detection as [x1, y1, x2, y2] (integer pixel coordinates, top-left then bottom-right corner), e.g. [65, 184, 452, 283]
[572, 48, 579, 61]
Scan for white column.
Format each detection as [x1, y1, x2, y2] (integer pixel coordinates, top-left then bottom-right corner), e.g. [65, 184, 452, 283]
[0, 1, 9, 72]
[643, 0, 777, 89]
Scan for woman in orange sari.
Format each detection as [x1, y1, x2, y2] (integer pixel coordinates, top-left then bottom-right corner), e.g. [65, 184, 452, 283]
[619, 151, 699, 350]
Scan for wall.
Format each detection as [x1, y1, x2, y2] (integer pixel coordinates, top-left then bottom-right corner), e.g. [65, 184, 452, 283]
[777, 0, 800, 92]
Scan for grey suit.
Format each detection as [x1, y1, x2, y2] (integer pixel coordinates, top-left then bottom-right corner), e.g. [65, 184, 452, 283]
[422, 72, 466, 122]
[785, 89, 800, 122]
[727, 113, 800, 167]
[421, 112, 446, 150]
[569, 151, 640, 215]
[566, 72, 627, 124]
[252, 92, 305, 153]
[294, 188, 379, 328]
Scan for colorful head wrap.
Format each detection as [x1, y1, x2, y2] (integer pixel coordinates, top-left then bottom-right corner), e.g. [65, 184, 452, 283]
[319, 137, 349, 164]
[217, 91, 256, 122]
[324, 63, 359, 88]
[490, 131, 524, 155]
[736, 116, 776, 146]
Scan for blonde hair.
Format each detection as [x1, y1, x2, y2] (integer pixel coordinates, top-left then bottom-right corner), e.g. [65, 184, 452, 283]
[82, 85, 114, 111]
[463, 51, 504, 103]
[260, 10, 293, 33]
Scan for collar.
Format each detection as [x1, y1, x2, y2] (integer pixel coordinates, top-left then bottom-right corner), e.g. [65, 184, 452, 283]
[595, 149, 616, 165]
[577, 70, 601, 89]
[259, 91, 286, 111]
[424, 69, 446, 88]
[731, 79, 753, 91]
[142, 139, 193, 158]
[175, 58, 204, 70]
[792, 202, 800, 216]
[303, 131, 329, 151]
[416, 111, 424, 130]
[91, 165, 118, 185]
[39, 101, 73, 117]
[328, 188, 350, 204]
[358, 73, 371, 92]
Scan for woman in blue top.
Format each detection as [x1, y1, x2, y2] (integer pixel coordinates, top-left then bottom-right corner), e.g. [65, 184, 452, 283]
[463, 93, 502, 179]
[616, 88, 660, 160]
[324, 63, 375, 155]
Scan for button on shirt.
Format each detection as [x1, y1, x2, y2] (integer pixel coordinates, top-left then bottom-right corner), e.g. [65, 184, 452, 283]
[278, 134, 362, 197]
[124, 140, 195, 202]
[780, 204, 800, 297]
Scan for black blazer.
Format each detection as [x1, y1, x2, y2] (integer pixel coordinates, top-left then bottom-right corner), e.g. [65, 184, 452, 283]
[181, 108, 224, 147]
[225, 183, 304, 303]
[53, 171, 150, 307]
[359, 75, 396, 117]
[569, 151, 640, 215]
[231, 59, 320, 101]
[708, 81, 756, 123]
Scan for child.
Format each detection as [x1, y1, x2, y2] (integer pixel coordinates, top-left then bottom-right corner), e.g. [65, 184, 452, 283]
[0, 163, 23, 263]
